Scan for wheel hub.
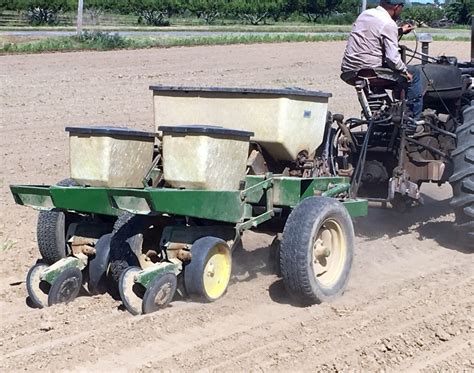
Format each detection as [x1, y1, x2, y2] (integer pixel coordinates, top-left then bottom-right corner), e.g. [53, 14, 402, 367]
[313, 238, 331, 260]
[312, 220, 346, 288]
[154, 282, 172, 306]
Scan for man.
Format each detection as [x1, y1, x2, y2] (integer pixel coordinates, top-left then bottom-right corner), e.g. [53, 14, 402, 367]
[341, 0, 423, 119]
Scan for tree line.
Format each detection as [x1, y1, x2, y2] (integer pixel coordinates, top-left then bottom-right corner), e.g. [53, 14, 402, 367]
[0, 0, 471, 26]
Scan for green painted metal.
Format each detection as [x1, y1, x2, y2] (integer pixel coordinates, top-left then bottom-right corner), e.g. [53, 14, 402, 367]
[342, 199, 368, 218]
[241, 175, 273, 204]
[147, 189, 244, 223]
[136, 262, 179, 288]
[300, 177, 350, 200]
[10, 175, 366, 226]
[110, 188, 245, 223]
[322, 183, 351, 198]
[41, 257, 82, 284]
[10, 185, 55, 211]
[51, 186, 120, 216]
[237, 210, 274, 231]
[272, 178, 302, 206]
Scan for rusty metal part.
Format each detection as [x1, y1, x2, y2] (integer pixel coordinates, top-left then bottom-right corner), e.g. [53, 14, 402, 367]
[337, 164, 354, 177]
[69, 235, 97, 256]
[247, 150, 268, 175]
[176, 249, 192, 262]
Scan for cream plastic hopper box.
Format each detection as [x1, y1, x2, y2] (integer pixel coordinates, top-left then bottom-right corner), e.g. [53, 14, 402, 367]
[151, 86, 331, 162]
[66, 126, 155, 188]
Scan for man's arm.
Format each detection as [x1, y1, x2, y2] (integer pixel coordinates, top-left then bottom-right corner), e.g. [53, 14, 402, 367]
[381, 22, 407, 73]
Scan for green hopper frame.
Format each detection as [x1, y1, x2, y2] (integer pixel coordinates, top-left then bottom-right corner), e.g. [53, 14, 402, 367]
[11, 174, 367, 233]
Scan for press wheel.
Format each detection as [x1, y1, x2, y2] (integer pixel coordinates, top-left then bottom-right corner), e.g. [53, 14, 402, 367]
[142, 272, 177, 314]
[119, 266, 145, 315]
[47, 267, 83, 306]
[26, 262, 50, 308]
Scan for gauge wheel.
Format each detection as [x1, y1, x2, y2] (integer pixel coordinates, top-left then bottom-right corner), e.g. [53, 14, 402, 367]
[119, 266, 145, 316]
[184, 237, 232, 302]
[37, 178, 78, 264]
[142, 272, 177, 314]
[47, 267, 83, 306]
[26, 262, 50, 309]
[280, 197, 354, 306]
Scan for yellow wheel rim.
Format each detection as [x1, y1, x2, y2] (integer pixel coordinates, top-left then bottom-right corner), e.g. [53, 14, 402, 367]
[311, 219, 347, 288]
[202, 244, 231, 300]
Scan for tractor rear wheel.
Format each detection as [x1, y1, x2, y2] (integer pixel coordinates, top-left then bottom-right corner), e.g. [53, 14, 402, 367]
[280, 197, 354, 306]
[450, 103, 474, 241]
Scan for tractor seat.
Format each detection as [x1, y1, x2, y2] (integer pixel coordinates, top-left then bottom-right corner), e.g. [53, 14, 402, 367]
[340, 68, 408, 90]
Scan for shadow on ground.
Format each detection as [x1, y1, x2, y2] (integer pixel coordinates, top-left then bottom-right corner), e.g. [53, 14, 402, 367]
[354, 193, 472, 253]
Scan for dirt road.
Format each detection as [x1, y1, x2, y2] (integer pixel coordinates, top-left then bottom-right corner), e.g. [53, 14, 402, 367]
[0, 41, 472, 372]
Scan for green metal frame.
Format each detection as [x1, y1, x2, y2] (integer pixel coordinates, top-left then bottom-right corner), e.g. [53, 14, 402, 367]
[41, 257, 83, 284]
[10, 174, 368, 231]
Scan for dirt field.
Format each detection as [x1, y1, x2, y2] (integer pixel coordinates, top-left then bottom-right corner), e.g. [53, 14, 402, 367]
[0, 41, 473, 372]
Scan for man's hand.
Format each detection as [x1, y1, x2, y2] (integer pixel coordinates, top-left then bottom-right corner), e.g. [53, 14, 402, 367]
[400, 23, 415, 35]
[406, 71, 413, 82]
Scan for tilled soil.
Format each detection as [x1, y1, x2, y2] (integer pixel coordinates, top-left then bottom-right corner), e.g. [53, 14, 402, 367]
[0, 41, 473, 372]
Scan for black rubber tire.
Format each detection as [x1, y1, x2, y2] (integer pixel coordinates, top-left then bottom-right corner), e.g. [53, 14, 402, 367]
[142, 272, 177, 314]
[118, 266, 145, 316]
[280, 197, 355, 306]
[450, 103, 474, 240]
[26, 262, 50, 309]
[108, 213, 143, 285]
[47, 267, 83, 306]
[184, 237, 232, 302]
[87, 233, 112, 295]
[37, 178, 77, 264]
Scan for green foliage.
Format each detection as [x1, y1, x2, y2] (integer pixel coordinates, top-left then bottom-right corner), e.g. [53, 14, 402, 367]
[402, 5, 444, 26]
[12, 0, 71, 25]
[187, 0, 228, 24]
[227, 0, 286, 25]
[76, 31, 130, 48]
[445, 0, 473, 25]
[299, 0, 344, 22]
[2, 32, 469, 55]
[337, 0, 360, 15]
[130, 0, 181, 26]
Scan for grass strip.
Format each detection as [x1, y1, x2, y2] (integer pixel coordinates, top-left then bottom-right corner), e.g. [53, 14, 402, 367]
[0, 32, 470, 54]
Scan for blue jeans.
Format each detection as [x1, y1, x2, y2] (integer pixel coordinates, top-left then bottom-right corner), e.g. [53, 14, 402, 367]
[406, 65, 423, 120]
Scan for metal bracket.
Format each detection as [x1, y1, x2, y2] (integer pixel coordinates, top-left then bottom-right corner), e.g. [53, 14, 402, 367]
[135, 261, 181, 289]
[237, 174, 275, 232]
[41, 256, 84, 284]
[240, 172, 274, 201]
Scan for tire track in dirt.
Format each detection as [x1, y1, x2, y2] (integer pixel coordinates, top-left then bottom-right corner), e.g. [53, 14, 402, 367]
[137, 267, 473, 372]
[2, 261, 464, 372]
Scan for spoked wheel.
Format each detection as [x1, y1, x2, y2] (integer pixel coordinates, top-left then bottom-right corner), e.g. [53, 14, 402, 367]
[119, 266, 145, 315]
[26, 262, 50, 309]
[142, 272, 177, 314]
[184, 237, 232, 302]
[280, 197, 354, 306]
[47, 267, 83, 306]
